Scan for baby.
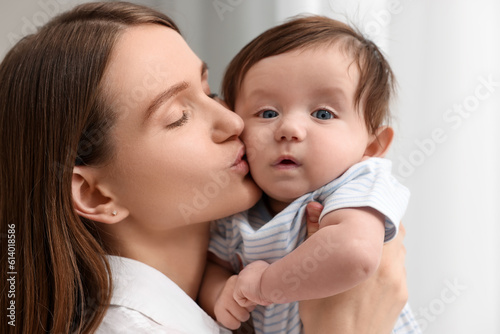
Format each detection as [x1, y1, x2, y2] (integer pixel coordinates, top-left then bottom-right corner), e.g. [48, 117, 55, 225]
[202, 15, 419, 334]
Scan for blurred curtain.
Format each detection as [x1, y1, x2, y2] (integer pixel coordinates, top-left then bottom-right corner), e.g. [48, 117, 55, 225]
[388, 1, 500, 333]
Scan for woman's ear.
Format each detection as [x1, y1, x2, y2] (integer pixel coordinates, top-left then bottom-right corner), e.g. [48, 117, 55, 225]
[72, 166, 129, 224]
[363, 126, 394, 158]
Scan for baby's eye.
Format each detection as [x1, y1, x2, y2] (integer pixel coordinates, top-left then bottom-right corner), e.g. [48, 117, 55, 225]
[311, 109, 334, 120]
[259, 110, 279, 118]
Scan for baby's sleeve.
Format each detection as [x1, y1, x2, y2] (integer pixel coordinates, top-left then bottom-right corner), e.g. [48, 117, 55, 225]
[318, 158, 410, 242]
[208, 212, 247, 272]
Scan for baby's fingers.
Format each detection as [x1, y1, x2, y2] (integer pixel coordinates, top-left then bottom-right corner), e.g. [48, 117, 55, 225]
[216, 307, 247, 330]
[235, 291, 271, 308]
[215, 297, 252, 330]
[216, 313, 241, 330]
[234, 293, 257, 309]
[230, 303, 251, 323]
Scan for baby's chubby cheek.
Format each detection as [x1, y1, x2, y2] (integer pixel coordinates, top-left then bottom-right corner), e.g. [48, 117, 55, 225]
[240, 128, 274, 164]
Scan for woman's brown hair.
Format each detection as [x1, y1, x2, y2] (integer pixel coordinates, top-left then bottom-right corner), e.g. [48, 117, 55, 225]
[222, 15, 396, 134]
[0, 2, 179, 333]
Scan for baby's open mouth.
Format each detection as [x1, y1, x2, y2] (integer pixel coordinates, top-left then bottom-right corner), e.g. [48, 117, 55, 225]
[273, 156, 301, 168]
[279, 159, 296, 165]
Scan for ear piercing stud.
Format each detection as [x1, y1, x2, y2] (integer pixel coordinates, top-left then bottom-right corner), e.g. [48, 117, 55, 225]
[111, 210, 117, 216]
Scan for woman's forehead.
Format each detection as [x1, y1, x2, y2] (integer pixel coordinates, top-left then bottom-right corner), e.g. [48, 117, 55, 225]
[106, 25, 198, 85]
[101, 24, 201, 113]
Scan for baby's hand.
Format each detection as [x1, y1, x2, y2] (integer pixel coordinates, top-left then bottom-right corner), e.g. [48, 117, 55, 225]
[214, 275, 254, 330]
[233, 260, 273, 308]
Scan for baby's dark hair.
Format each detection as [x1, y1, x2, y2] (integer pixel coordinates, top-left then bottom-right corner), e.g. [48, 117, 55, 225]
[222, 15, 396, 134]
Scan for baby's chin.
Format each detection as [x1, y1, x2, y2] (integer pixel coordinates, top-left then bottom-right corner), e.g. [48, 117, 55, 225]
[261, 177, 340, 213]
[262, 191, 305, 216]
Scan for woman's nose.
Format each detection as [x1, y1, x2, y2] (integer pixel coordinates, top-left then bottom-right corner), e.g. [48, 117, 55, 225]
[274, 114, 306, 142]
[210, 97, 244, 143]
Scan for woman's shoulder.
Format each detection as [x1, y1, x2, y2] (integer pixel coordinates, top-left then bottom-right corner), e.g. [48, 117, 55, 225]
[101, 255, 230, 334]
[96, 304, 230, 334]
[95, 305, 173, 333]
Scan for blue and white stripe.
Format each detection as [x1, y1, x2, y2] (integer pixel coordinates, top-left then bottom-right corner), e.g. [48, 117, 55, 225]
[209, 157, 418, 334]
[394, 303, 422, 334]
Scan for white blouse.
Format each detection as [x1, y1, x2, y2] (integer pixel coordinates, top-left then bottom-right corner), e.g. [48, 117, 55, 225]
[95, 255, 230, 334]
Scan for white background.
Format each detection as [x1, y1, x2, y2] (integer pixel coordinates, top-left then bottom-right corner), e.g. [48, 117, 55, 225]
[1, 0, 499, 333]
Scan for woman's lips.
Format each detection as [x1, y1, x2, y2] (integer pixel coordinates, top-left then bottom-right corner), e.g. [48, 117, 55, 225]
[231, 146, 249, 174]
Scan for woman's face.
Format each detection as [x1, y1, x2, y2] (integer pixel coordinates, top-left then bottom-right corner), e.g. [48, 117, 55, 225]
[98, 24, 260, 230]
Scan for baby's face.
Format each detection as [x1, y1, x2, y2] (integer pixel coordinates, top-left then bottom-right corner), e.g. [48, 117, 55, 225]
[235, 45, 374, 211]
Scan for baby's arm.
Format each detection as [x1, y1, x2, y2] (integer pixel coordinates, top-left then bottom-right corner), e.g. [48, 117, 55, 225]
[198, 254, 253, 330]
[300, 202, 409, 334]
[234, 207, 385, 306]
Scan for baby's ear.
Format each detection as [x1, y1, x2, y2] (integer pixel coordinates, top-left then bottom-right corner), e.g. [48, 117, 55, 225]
[363, 126, 394, 158]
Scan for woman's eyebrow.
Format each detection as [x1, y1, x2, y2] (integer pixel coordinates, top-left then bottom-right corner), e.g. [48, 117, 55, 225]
[143, 81, 189, 123]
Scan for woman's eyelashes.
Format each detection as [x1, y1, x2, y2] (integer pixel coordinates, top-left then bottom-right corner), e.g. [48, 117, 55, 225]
[165, 111, 189, 129]
[164, 90, 221, 130]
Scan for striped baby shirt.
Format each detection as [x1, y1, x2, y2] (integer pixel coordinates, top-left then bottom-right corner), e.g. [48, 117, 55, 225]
[209, 157, 420, 334]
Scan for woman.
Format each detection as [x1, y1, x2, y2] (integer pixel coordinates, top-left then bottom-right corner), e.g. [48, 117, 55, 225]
[0, 2, 408, 333]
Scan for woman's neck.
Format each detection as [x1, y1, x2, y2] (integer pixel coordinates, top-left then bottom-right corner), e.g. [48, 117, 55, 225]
[101, 221, 210, 300]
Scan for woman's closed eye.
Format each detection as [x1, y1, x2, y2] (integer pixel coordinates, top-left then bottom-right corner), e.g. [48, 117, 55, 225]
[166, 111, 189, 129]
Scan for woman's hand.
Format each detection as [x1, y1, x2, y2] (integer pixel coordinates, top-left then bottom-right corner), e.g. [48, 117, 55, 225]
[305, 201, 322, 239]
[300, 202, 408, 334]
